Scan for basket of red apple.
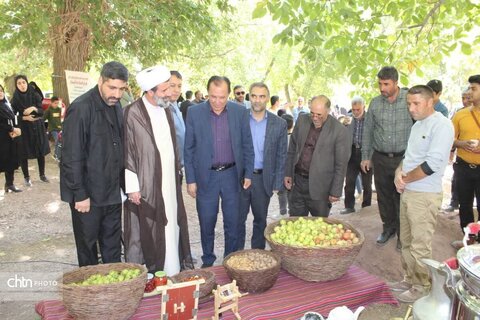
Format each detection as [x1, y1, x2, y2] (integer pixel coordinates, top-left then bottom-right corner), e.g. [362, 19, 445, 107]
[265, 216, 364, 282]
[60, 262, 147, 320]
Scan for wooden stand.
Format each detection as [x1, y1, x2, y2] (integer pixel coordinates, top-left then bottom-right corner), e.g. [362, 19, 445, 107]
[211, 280, 242, 320]
[156, 278, 205, 320]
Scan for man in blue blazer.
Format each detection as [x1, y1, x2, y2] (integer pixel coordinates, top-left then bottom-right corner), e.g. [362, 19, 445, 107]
[184, 76, 254, 267]
[237, 83, 288, 250]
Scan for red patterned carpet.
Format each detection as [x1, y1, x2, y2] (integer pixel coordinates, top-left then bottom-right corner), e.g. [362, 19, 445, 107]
[36, 265, 398, 319]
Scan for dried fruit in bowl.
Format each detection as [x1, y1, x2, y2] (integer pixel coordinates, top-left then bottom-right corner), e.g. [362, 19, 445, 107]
[182, 275, 205, 282]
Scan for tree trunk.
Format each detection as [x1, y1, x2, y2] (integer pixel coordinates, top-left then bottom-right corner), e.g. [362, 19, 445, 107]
[284, 84, 291, 103]
[262, 56, 276, 83]
[51, 0, 91, 107]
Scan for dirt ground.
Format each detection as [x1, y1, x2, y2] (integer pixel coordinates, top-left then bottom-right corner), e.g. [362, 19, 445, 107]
[0, 157, 465, 320]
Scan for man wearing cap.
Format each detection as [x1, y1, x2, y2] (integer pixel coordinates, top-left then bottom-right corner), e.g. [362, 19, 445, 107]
[60, 61, 128, 267]
[184, 76, 254, 268]
[123, 65, 194, 275]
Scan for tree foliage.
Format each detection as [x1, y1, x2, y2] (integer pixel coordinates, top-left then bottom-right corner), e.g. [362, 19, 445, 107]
[0, 0, 232, 104]
[253, 0, 480, 92]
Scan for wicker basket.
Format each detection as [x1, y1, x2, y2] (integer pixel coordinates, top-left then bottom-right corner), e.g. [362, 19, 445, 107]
[223, 249, 281, 293]
[60, 262, 147, 320]
[264, 217, 364, 282]
[171, 269, 216, 298]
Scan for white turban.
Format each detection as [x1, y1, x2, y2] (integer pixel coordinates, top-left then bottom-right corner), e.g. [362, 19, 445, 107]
[136, 65, 170, 91]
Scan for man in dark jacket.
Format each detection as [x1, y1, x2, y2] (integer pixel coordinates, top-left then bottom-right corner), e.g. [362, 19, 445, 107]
[60, 61, 128, 267]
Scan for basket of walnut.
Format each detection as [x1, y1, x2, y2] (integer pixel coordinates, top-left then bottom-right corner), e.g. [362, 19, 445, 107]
[223, 249, 281, 293]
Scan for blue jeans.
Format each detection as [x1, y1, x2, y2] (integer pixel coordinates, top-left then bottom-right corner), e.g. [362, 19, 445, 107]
[50, 130, 60, 159]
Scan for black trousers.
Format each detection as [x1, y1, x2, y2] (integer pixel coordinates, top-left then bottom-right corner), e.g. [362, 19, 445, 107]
[450, 168, 459, 207]
[289, 174, 331, 217]
[21, 156, 45, 178]
[4, 170, 14, 186]
[450, 162, 480, 208]
[372, 151, 402, 235]
[344, 147, 373, 209]
[454, 158, 480, 230]
[70, 203, 122, 267]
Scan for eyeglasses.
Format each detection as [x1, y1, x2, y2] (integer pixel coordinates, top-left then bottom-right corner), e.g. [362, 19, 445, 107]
[235, 91, 245, 96]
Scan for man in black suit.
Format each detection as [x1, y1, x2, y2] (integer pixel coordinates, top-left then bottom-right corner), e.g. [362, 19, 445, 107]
[237, 82, 288, 249]
[60, 61, 128, 266]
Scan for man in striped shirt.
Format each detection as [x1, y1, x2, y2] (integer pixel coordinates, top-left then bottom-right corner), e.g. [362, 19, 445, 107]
[361, 66, 413, 249]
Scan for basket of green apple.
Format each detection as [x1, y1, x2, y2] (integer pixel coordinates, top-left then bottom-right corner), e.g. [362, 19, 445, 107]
[61, 262, 147, 320]
[265, 216, 364, 282]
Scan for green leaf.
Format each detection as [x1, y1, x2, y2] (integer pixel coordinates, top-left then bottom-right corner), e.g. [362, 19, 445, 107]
[252, 4, 268, 19]
[454, 27, 464, 39]
[415, 68, 424, 77]
[272, 33, 283, 44]
[350, 72, 359, 84]
[461, 42, 472, 55]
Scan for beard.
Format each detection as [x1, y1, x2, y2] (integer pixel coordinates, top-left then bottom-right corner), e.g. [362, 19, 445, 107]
[251, 102, 266, 112]
[153, 95, 171, 108]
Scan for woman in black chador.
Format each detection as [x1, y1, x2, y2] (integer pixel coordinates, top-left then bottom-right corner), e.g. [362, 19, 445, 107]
[11, 75, 50, 186]
[0, 84, 22, 192]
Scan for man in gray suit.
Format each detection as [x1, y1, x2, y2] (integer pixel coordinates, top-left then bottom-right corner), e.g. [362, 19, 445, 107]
[237, 82, 288, 250]
[285, 95, 351, 216]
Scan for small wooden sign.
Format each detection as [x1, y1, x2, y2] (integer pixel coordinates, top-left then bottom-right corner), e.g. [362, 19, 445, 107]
[212, 280, 242, 320]
[156, 278, 205, 320]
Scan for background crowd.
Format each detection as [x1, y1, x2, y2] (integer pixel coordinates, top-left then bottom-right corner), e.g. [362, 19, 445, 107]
[1, 63, 478, 305]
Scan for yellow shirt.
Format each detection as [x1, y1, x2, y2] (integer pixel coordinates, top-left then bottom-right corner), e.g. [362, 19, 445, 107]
[452, 107, 480, 164]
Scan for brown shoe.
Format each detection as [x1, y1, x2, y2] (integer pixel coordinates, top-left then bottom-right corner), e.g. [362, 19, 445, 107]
[388, 280, 412, 292]
[397, 285, 428, 303]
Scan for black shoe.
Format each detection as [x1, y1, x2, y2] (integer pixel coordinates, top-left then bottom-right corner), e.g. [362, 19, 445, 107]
[396, 238, 402, 251]
[5, 184, 22, 193]
[201, 263, 213, 269]
[340, 208, 355, 214]
[24, 178, 32, 187]
[376, 231, 395, 245]
[40, 175, 50, 183]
